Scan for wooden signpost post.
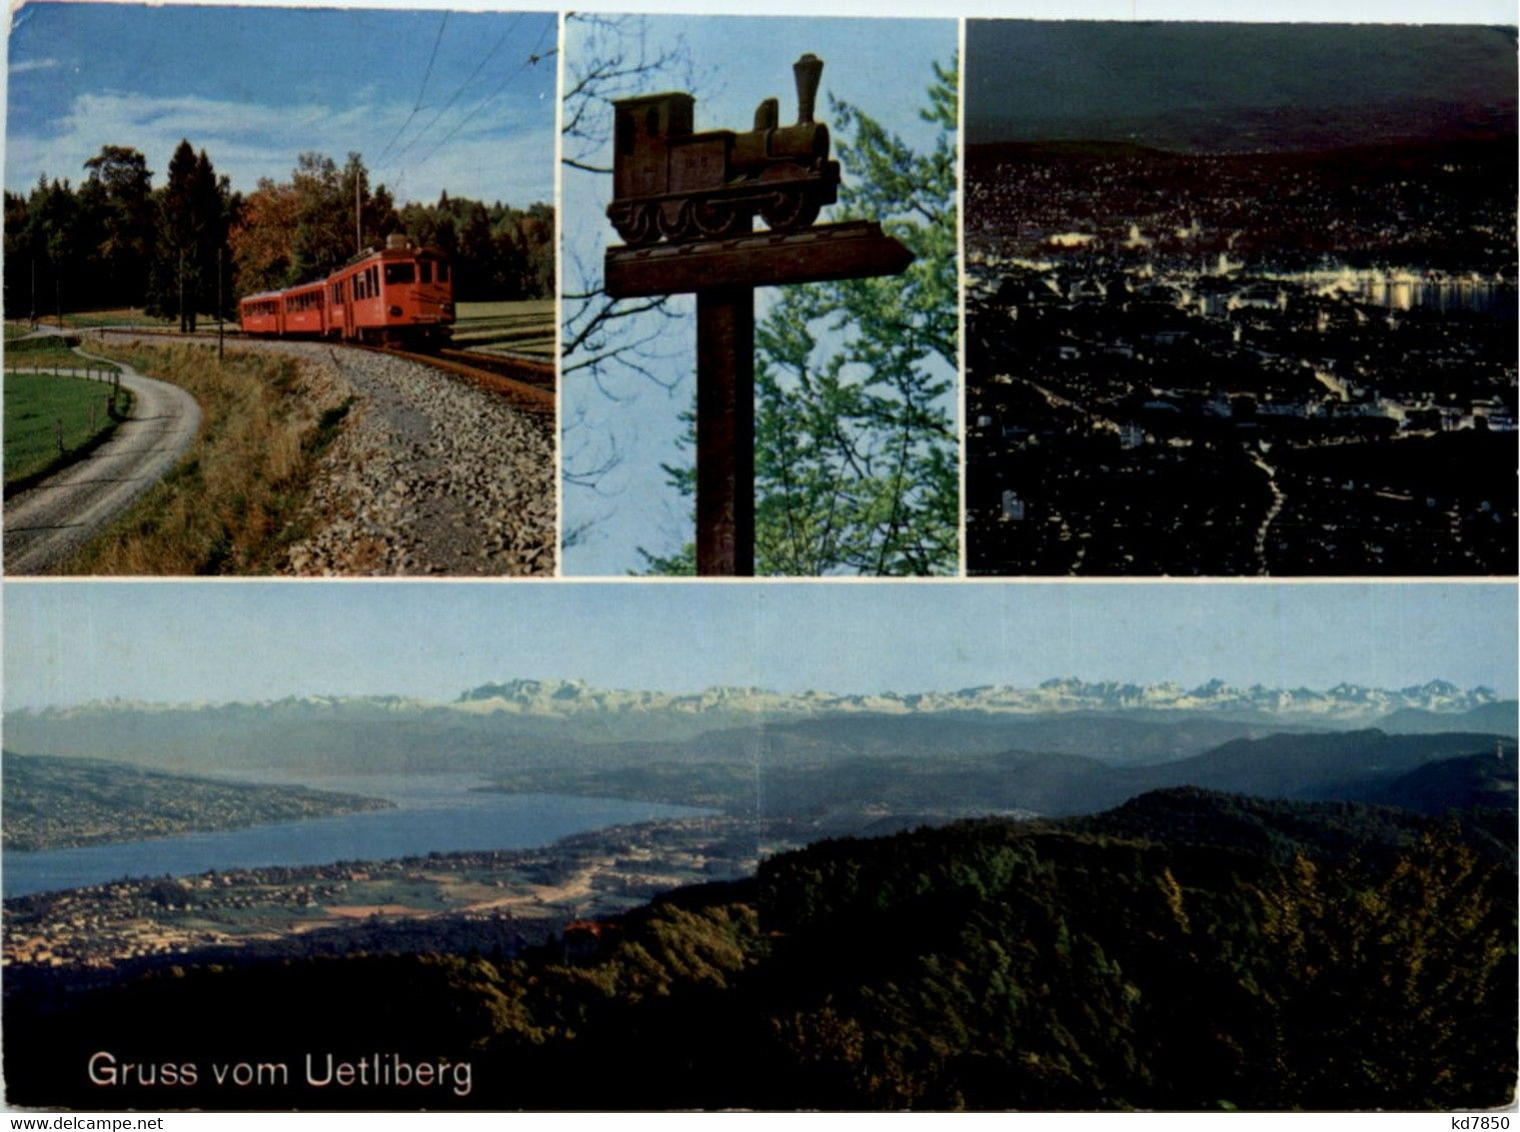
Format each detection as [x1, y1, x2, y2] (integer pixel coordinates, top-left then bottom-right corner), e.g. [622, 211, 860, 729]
[603, 55, 913, 576]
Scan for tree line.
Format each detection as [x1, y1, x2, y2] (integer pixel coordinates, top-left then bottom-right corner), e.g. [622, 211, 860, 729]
[4, 140, 553, 329]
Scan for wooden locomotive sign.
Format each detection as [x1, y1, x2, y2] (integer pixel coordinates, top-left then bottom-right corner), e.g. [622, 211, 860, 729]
[607, 54, 839, 245]
[602, 54, 914, 577]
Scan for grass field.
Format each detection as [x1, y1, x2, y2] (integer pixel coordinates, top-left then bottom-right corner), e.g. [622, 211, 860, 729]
[5, 335, 122, 376]
[343, 875, 453, 909]
[53, 309, 172, 330]
[9, 310, 223, 333]
[61, 341, 351, 575]
[452, 299, 555, 359]
[4, 373, 132, 488]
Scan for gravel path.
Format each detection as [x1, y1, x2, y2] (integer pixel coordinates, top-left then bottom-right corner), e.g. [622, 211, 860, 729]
[4, 351, 202, 574]
[245, 341, 556, 576]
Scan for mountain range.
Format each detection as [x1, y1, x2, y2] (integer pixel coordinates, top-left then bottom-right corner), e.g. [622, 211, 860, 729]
[8, 681, 1512, 817]
[17, 677, 1509, 729]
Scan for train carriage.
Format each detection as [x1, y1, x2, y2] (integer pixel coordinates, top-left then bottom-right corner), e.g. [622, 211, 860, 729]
[329, 236, 454, 348]
[238, 293, 282, 337]
[238, 235, 454, 349]
[283, 282, 327, 337]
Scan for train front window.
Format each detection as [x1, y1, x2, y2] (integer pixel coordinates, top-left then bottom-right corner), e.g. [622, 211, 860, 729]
[437, 262, 450, 283]
[384, 263, 415, 285]
[420, 261, 433, 284]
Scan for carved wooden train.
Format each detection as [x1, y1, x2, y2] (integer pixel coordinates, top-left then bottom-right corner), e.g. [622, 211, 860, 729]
[607, 53, 841, 246]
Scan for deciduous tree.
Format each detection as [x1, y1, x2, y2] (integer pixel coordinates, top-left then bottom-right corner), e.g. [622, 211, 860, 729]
[229, 179, 302, 295]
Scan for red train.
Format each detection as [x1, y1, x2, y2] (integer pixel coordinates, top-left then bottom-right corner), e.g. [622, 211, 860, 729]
[238, 235, 454, 348]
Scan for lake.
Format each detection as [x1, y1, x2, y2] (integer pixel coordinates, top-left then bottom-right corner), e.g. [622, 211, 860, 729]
[3, 773, 713, 899]
[1355, 278, 1517, 318]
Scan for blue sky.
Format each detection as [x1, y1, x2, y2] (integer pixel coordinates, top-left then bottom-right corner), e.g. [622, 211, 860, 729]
[559, 15, 959, 576]
[5, 582, 1514, 710]
[5, 4, 556, 206]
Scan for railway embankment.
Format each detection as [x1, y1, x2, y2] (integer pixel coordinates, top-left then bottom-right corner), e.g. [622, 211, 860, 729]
[269, 341, 555, 575]
[7, 332, 555, 575]
[46, 337, 334, 574]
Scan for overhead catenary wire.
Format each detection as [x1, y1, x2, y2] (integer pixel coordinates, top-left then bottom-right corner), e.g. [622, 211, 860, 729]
[375, 10, 451, 168]
[381, 11, 526, 176]
[407, 19, 556, 172]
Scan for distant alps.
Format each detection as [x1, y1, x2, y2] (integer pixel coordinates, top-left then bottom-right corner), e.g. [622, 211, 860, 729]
[24, 677, 1505, 728]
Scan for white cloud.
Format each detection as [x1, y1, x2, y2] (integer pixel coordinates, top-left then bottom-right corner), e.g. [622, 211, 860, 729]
[5, 89, 553, 206]
[9, 57, 61, 75]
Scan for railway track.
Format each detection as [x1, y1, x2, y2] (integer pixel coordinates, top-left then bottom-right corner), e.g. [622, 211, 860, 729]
[438, 348, 554, 391]
[85, 327, 556, 416]
[379, 346, 555, 416]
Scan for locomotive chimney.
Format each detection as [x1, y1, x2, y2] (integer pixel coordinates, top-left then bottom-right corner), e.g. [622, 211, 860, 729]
[793, 53, 823, 125]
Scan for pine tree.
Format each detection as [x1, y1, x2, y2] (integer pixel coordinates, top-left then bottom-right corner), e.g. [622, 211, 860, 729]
[149, 140, 229, 331]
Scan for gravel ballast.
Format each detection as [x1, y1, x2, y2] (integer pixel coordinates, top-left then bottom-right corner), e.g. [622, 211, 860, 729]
[279, 342, 556, 576]
[93, 335, 557, 576]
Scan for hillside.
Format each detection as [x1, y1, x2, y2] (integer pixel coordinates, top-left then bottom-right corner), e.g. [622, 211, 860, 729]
[1370, 747, 1517, 817]
[6, 789, 1511, 1110]
[1136, 729, 1508, 800]
[1376, 700, 1517, 737]
[477, 729, 1516, 824]
[2, 753, 393, 851]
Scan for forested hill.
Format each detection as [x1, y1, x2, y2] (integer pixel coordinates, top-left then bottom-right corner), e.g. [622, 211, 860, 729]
[8, 788, 1513, 1110]
[473, 728, 1515, 823]
[1137, 728, 1508, 800]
